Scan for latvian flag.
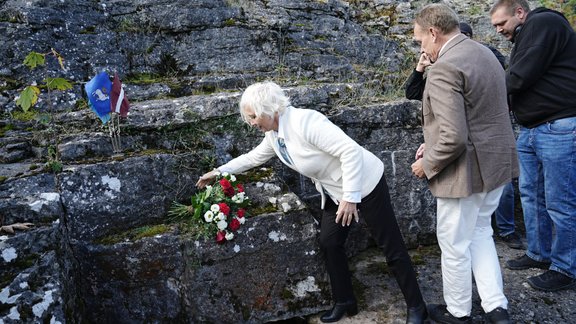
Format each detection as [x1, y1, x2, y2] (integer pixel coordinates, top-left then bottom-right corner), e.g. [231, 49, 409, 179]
[110, 73, 130, 117]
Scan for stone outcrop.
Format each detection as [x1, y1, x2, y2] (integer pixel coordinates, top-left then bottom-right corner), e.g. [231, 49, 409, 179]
[0, 0, 511, 322]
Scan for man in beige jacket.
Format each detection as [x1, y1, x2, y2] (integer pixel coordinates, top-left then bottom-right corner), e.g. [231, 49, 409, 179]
[410, 4, 519, 324]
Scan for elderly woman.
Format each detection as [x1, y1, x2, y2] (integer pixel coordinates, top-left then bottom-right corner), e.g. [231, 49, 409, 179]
[196, 81, 427, 323]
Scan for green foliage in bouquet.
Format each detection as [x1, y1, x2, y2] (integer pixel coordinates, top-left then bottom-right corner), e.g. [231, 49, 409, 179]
[169, 172, 250, 244]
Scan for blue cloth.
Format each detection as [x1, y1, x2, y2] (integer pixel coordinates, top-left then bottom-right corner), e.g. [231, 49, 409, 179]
[495, 181, 515, 236]
[517, 116, 576, 278]
[85, 71, 112, 124]
[277, 137, 293, 165]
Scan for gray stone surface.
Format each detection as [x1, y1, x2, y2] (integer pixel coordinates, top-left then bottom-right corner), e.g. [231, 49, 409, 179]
[305, 241, 576, 324]
[1, 0, 570, 323]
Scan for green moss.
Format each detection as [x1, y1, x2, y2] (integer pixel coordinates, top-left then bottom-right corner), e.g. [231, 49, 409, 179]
[18, 304, 33, 321]
[132, 224, 171, 241]
[96, 224, 172, 245]
[11, 109, 38, 122]
[247, 204, 277, 216]
[0, 123, 14, 137]
[224, 18, 236, 26]
[79, 26, 96, 34]
[175, 220, 215, 241]
[542, 296, 556, 306]
[124, 72, 162, 85]
[163, 114, 247, 152]
[540, 0, 576, 28]
[237, 167, 274, 183]
[0, 176, 7, 183]
[351, 276, 367, 309]
[75, 98, 89, 111]
[191, 85, 221, 95]
[0, 272, 16, 288]
[410, 253, 425, 266]
[0, 77, 20, 91]
[141, 148, 169, 155]
[281, 288, 295, 300]
[116, 17, 140, 33]
[366, 260, 389, 275]
[11, 254, 40, 270]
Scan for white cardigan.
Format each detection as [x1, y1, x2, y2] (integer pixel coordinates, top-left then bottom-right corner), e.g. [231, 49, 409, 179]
[219, 106, 384, 208]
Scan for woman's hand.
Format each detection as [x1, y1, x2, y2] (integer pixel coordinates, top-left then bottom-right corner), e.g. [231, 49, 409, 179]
[196, 169, 220, 188]
[335, 201, 359, 226]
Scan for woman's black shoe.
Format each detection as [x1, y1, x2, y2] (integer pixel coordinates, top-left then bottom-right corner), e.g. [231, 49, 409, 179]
[407, 303, 428, 324]
[320, 301, 358, 323]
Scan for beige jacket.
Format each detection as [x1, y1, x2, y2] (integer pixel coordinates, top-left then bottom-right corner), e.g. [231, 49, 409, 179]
[421, 34, 519, 198]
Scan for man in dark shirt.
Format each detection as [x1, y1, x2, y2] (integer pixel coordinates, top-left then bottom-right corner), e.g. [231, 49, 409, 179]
[490, 0, 576, 292]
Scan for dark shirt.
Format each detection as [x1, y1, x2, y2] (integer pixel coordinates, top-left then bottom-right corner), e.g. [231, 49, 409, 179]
[507, 7, 576, 127]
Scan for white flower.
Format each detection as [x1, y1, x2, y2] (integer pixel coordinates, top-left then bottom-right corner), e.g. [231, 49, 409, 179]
[222, 172, 229, 177]
[232, 194, 244, 204]
[217, 220, 228, 230]
[225, 232, 234, 240]
[239, 217, 246, 225]
[215, 212, 226, 221]
[230, 175, 236, 182]
[204, 211, 214, 222]
[210, 204, 220, 213]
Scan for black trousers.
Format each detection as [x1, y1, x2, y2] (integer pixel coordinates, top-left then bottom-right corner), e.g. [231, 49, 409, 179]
[319, 174, 425, 308]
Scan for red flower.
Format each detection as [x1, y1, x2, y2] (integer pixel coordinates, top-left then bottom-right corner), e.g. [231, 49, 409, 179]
[218, 202, 230, 216]
[229, 218, 241, 231]
[237, 208, 245, 218]
[216, 231, 227, 244]
[236, 183, 244, 192]
[220, 178, 235, 197]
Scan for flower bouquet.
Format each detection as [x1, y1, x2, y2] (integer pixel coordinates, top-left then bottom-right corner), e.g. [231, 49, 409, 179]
[169, 172, 250, 244]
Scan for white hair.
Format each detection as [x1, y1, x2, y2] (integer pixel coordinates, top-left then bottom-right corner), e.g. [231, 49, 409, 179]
[239, 81, 290, 123]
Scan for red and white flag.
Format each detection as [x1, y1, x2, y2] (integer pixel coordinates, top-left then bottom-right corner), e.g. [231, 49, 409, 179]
[110, 73, 130, 117]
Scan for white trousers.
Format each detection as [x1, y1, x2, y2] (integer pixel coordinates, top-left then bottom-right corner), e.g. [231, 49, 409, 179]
[436, 185, 508, 317]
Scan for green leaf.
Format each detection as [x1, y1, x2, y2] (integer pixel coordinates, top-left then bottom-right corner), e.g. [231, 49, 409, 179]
[16, 86, 40, 112]
[45, 77, 72, 91]
[23, 52, 46, 69]
[205, 185, 213, 199]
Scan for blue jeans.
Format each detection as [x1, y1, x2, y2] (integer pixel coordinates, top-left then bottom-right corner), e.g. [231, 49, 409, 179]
[517, 116, 576, 278]
[495, 181, 515, 237]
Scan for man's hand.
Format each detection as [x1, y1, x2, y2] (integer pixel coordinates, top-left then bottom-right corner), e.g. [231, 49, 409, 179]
[415, 143, 425, 160]
[335, 201, 359, 226]
[416, 52, 432, 72]
[411, 159, 427, 179]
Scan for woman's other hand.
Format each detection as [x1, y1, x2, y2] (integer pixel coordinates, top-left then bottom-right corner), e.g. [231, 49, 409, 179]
[335, 201, 359, 226]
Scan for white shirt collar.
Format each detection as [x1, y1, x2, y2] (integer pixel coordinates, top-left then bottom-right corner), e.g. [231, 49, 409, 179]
[276, 106, 290, 140]
[439, 33, 460, 57]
